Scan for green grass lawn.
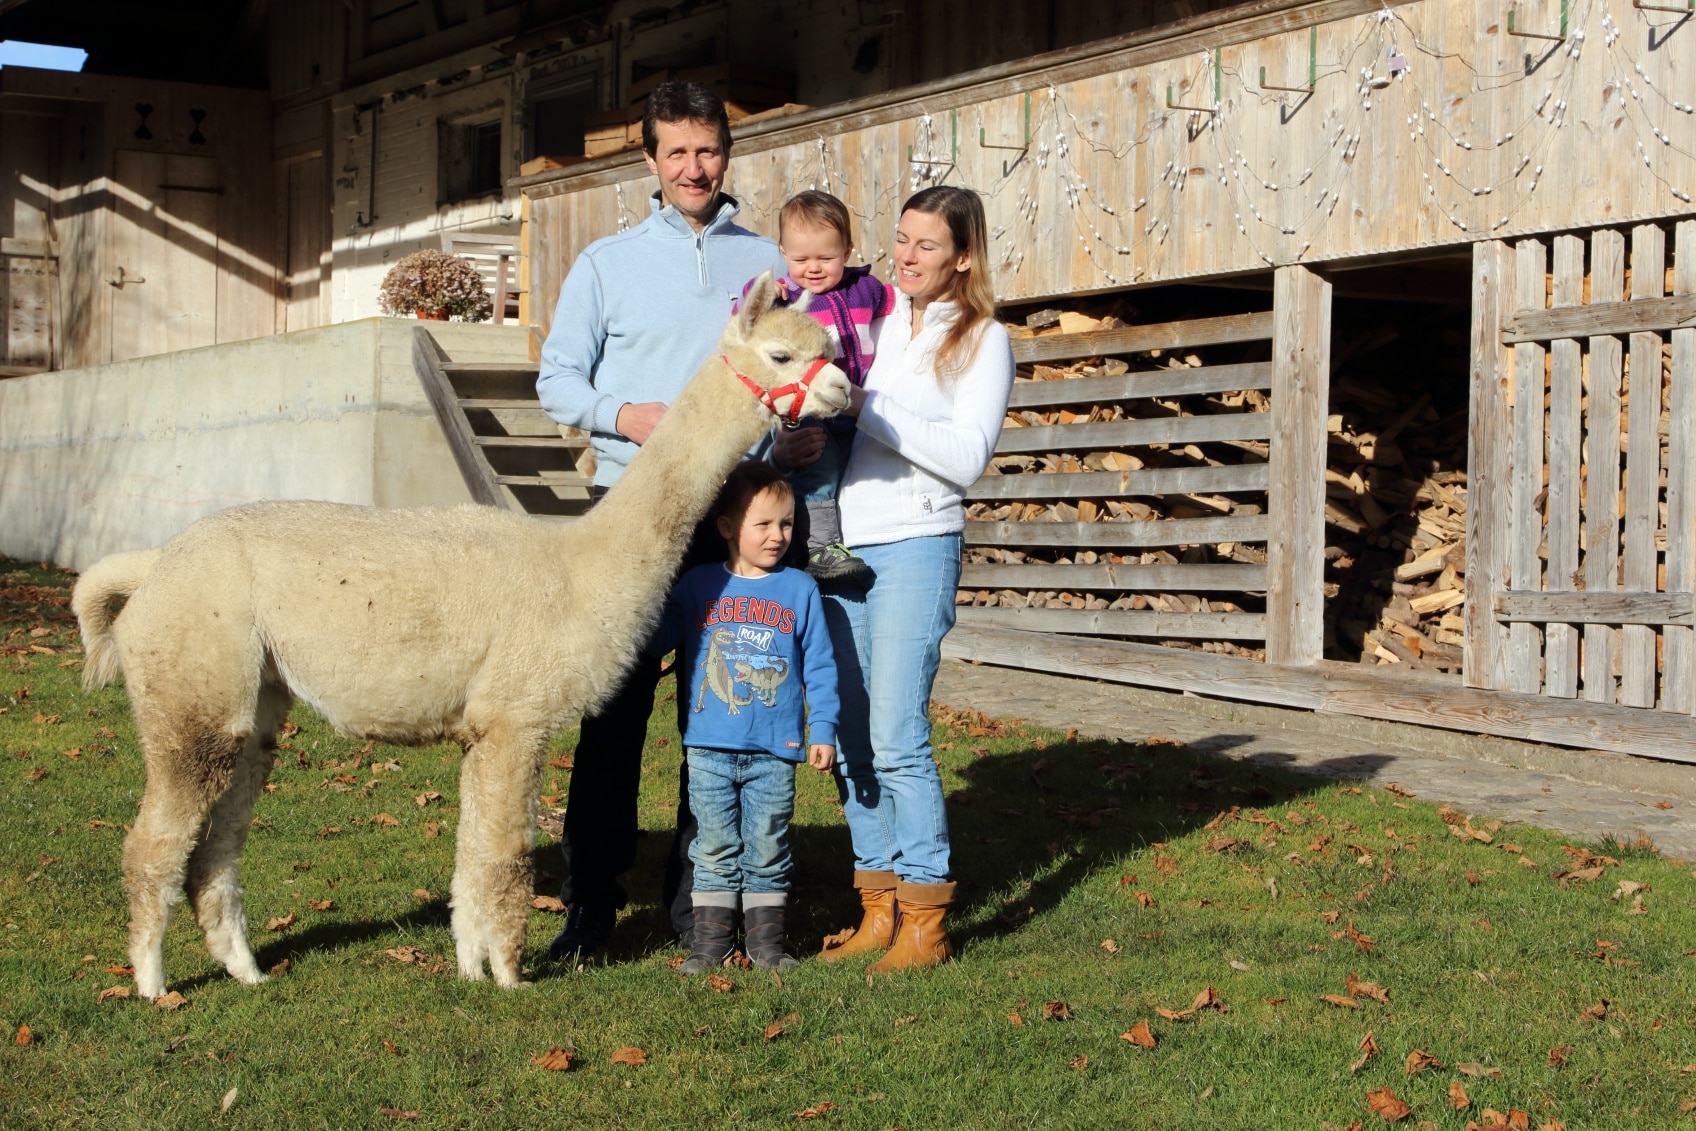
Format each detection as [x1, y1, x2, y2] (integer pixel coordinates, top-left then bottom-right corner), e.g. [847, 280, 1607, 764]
[3, 555, 1696, 1129]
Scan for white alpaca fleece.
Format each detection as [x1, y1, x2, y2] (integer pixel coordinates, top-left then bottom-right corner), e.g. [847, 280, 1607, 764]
[70, 274, 849, 997]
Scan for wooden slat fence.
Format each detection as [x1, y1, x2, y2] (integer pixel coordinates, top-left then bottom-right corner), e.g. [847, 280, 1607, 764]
[1468, 221, 1696, 712]
[956, 309, 1277, 650]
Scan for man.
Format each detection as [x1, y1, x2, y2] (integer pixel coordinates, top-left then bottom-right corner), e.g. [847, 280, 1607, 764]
[536, 81, 786, 962]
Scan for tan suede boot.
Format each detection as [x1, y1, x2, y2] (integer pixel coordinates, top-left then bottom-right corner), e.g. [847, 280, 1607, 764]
[867, 881, 955, 975]
[819, 870, 897, 962]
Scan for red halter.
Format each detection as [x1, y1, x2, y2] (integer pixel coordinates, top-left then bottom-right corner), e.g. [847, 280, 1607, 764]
[726, 355, 833, 428]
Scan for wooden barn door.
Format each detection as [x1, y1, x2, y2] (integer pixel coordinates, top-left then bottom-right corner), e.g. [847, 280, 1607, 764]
[1468, 223, 1696, 712]
[107, 149, 220, 362]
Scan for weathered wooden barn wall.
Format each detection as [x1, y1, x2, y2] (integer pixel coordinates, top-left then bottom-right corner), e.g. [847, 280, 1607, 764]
[0, 68, 274, 369]
[521, 0, 1696, 328]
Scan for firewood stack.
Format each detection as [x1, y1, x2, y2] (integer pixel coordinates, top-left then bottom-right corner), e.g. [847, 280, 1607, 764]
[963, 297, 1473, 673]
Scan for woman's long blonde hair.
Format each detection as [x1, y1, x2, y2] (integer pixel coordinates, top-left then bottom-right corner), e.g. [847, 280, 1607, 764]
[900, 186, 995, 383]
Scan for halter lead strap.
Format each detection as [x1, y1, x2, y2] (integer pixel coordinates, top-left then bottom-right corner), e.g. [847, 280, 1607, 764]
[725, 355, 832, 427]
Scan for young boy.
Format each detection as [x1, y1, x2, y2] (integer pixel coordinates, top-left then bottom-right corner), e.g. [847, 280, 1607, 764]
[744, 190, 896, 585]
[652, 462, 839, 973]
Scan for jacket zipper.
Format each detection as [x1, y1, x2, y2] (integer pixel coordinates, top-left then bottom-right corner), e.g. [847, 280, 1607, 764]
[696, 231, 707, 286]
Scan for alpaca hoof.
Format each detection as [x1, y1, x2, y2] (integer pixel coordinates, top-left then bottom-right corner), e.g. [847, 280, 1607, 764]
[135, 976, 166, 1000]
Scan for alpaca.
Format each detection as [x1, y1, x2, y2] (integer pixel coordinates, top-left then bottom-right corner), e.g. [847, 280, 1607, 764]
[70, 274, 849, 996]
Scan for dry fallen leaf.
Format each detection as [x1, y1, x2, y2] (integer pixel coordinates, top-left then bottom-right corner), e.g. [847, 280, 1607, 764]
[1100, 939, 1119, 955]
[153, 991, 188, 1011]
[309, 899, 336, 912]
[705, 974, 735, 994]
[531, 1045, 576, 1071]
[1449, 1080, 1470, 1110]
[269, 959, 290, 976]
[1345, 920, 1376, 953]
[1042, 1000, 1072, 1021]
[1547, 1045, 1573, 1068]
[414, 791, 442, 808]
[690, 1025, 711, 1037]
[1365, 1085, 1412, 1122]
[1155, 856, 1179, 875]
[97, 985, 130, 1003]
[14, 1024, 31, 1046]
[765, 1013, 800, 1041]
[412, 889, 436, 902]
[371, 813, 401, 828]
[1349, 1030, 1379, 1073]
[378, 1108, 420, 1120]
[1230, 960, 1250, 972]
[795, 1102, 837, 1120]
[1121, 1020, 1157, 1048]
[1404, 1049, 1441, 1074]
[220, 1088, 238, 1114]
[105, 963, 134, 976]
[1208, 836, 1247, 853]
[609, 1046, 647, 1067]
[1068, 1054, 1088, 1072]
[1134, 891, 1156, 908]
[423, 820, 440, 839]
[1008, 1011, 1023, 1027]
[1321, 994, 1362, 1009]
[1456, 1061, 1503, 1078]
[1656, 800, 1674, 810]
[1346, 972, 1390, 1004]
[1321, 909, 1342, 924]
[1581, 1000, 1609, 1022]
[266, 913, 297, 931]
[530, 895, 566, 913]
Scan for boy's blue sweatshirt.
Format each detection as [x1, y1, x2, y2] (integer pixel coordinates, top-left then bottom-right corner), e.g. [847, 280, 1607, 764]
[652, 564, 839, 761]
[536, 191, 787, 487]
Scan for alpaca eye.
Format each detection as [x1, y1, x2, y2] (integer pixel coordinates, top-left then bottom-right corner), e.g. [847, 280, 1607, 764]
[769, 351, 792, 364]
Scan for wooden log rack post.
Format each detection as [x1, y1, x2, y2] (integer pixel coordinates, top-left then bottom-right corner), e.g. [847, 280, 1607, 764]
[1265, 264, 1331, 666]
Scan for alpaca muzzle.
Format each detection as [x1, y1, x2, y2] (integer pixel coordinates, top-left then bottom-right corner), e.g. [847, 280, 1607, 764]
[726, 356, 840, 427]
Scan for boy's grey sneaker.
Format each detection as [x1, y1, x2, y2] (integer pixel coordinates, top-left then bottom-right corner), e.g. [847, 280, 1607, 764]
[806, 543, 873, 587]
[547, 903, 616, 965]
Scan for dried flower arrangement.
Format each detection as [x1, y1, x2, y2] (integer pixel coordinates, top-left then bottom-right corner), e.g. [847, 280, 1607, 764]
[377, 249, 493, 322]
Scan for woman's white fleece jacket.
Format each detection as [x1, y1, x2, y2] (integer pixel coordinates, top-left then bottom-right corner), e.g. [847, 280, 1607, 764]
[839, 293, 1016, 548]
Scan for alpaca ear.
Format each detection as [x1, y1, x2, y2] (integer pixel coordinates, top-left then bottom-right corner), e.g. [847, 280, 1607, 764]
[789, 288, 812, 314]
[736, 271, 777, 339]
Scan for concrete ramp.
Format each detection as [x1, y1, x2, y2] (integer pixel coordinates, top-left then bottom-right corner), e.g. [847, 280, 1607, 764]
[0, 318, 530, 569]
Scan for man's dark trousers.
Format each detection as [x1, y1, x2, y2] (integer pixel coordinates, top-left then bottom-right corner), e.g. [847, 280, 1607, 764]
[558, 496, 720, 940]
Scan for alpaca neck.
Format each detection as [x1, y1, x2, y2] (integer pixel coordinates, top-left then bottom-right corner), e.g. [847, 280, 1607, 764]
[573, 356, 770, 588]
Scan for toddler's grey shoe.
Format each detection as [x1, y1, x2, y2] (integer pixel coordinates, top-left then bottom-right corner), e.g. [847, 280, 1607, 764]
[678, 905, 737, 975]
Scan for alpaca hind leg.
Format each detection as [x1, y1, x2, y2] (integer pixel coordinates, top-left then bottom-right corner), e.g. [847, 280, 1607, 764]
[452, 725, 545, 987]
[123, 732, 242, 999]
[184, 686, 291, 986]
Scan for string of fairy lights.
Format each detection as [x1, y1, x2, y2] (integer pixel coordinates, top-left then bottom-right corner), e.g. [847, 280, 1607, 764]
[604, 1, 1693, 293]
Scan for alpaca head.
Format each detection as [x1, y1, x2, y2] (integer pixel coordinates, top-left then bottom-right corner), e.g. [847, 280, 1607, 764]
[722, 272, 852, 422]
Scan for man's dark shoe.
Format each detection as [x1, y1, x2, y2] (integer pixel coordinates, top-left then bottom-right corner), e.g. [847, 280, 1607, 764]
[806, 543, 873, 587]
[547, 903, 616, 964]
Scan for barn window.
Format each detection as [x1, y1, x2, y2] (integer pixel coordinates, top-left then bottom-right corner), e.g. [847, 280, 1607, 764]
[440, 116, 503, 203]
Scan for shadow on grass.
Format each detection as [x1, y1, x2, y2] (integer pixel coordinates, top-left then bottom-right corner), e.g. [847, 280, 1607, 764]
[585, 731, 1398, 966]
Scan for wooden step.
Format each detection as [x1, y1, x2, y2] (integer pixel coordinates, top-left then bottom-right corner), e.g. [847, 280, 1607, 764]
[441, 361, 541, 374]
[472, 435, 590, 449]
[457, 397, 546, 410]
[494, 474, 594, 488]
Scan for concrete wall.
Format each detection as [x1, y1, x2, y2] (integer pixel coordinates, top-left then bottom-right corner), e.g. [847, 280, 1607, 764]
[0, 318, 526, 570]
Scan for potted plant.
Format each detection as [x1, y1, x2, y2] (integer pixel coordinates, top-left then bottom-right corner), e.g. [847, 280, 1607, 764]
[377, 249, 494, 322]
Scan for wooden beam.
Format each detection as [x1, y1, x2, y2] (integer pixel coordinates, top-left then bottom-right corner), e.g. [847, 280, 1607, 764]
[1544, 234, 1584, 698]
[472, 435, 590, 449]
[1010, 312, 1274, 365]
[969, 463, 1269, 500]
[411, 327, 505, 508]
[1265, 264, 1330, 667]
[1494, 591, 1695, 626]
[1507, 238, 1548, 694]
[956, 606, 1266, 639]
[966, 515, 1267, 548]
[1583, 230, 1626, 705]
[941, 622, 1696, 762]
[1501, 293, 1696, 343]
[959, 562, 1267, 591]
[1667, 220, 1696, 712]
[996, 412, 1272, 454]
[1008, 361, 1272, 407]
[1623, 224, 1668, 708]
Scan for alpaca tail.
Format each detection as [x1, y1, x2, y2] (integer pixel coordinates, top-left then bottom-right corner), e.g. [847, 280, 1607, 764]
[71, 548, 159, 690]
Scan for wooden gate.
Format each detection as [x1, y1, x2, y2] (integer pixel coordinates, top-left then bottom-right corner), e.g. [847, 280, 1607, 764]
[1469, 222, 1696, 713]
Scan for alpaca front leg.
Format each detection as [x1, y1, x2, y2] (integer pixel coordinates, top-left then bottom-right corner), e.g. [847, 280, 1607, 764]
[451, 728, 543, 987]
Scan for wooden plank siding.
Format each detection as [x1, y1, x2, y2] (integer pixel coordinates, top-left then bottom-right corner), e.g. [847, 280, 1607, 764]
[521, 0, 1696, 332]
[1265, 264, 1330, 667]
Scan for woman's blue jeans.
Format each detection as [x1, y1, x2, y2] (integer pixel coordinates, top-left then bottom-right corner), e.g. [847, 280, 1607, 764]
[823, 533, 960, 885]
[686, 747, 798, 894]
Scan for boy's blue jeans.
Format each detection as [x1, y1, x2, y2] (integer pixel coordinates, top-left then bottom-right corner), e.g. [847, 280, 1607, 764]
[787, 416, 857, 549]
[686, 746, 798, 895]
[822, 533, 960, 885]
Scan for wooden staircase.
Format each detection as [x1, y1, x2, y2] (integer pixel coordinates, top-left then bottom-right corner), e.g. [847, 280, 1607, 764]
[411, 326, 595, 518]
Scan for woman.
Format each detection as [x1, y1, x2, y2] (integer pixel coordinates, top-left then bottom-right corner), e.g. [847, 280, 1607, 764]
[779, 185, 1014, 972]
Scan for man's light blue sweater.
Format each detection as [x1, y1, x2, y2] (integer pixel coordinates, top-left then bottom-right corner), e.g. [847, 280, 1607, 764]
[536, 191, 787, 487]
